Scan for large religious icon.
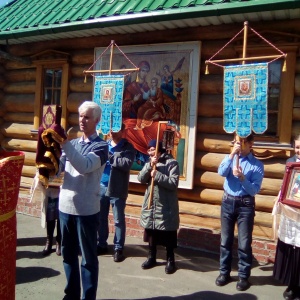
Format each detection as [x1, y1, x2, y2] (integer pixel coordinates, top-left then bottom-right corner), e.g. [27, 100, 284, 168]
[94, 42, 200, 189]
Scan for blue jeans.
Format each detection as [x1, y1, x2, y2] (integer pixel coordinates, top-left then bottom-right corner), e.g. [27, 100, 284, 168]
[219, 193, 255, 279]
[98, 186, 126, 251]
[59, 211, 99, 300]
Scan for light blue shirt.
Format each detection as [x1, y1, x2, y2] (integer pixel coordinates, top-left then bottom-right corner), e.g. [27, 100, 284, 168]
[218, 152, 264, 197]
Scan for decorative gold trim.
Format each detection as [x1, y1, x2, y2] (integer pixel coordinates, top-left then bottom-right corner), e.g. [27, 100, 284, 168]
[0, 155, 24, 164]
[0, 209, 16, 222]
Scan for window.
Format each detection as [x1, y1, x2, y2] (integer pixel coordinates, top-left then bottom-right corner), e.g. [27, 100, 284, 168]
[44, 68, 62, 105]
[265, 60, 283, 137]
[31, 50, 69, 130]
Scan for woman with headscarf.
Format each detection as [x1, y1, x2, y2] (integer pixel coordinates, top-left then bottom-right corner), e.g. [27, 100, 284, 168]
[138, 139, 179, 274]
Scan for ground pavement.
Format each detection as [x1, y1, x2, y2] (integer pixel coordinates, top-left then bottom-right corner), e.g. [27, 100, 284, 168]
[16, 213, 285, 300]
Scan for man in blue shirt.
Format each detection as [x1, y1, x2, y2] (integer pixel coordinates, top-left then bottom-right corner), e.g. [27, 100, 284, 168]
[97, 123, 136, 262]
[215, 133, 264, 291]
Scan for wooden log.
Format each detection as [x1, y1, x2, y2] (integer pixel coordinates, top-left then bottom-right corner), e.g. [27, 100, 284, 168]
[22, 165, 36, 177]
[125, 205, 272, 239]
[71, 65, 92, 78]
[193, 170, 282, 196]
[200, 62, 223, 75]
[197, 133, 292, 159]
[296, 58, 300, 74]
[4, 60, 33, 70]
[1, 138, 37, 151]
[66, 126, 82, 140]
[178, 201, 272, 227]
[196, 133, 232, 153]
[3, 94, 35, 112]
[5, 69, 36, 82]
[199, 74, 223, 95]
[127, 185, 277, 213]
[295, 74, 300, 97]
[292, 122, 300, 138]
[201, 40, 236, 60]
[293, 107, 300, 121]
[0, 65, 5, 74]
[68, 113, 79, 126]
[67, 93, 92, 112]
[196, 151, 286, 178]
[3, 112, 34, 123]
[69, 77, 92, 93]
[4, 82, 36, 94]
[71, 50, 94, 65]
[19, 176, 34, 190]
[197, 117, 225, 134]
[23, 151, 36, 166]
[198, 94, 223, 117]
[0, 74, 6, 89]
[0, 123, 35, 139]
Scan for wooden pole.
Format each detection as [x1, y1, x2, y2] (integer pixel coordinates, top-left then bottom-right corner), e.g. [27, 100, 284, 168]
[109, 40, 114, 75]
[83, 40, 139, 80]
[242, 21, 248, 65]
[205, 54, 284, 66]
[147, 121, 168, 209]
[236, 21, 248, 170]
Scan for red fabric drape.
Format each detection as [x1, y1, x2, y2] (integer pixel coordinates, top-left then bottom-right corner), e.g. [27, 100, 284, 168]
[0, 151, 25, 300]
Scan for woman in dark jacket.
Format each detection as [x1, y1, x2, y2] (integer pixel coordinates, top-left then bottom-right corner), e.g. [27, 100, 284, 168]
[138, 139, 179, 274]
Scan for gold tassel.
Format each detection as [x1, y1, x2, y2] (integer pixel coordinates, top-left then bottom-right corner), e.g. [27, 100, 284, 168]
[282, 58, 287, 72]
[84, 75, 87, 83]
[205, 64, 209, 75]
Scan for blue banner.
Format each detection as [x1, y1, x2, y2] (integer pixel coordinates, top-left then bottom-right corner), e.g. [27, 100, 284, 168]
[93, 75, 124, 135]
[223, 62, 268, 138]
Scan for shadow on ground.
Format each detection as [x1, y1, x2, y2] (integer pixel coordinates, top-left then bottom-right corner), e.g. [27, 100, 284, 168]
[100, 291, 258, 300]
[16, 266, 61, 284]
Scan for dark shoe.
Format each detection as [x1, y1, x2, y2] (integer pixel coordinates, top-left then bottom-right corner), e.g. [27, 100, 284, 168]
[141, 257, 157, 269]
[114, 250, 124, 262]
[42, 238, 52, 256]
[215, 274, 231, 286]
[165, 260, 176, 274]
[56, 242, 61, 256]
[236, 278, 250, 291]
[97, 246, 108, 256]
[283, 288, 296, 300]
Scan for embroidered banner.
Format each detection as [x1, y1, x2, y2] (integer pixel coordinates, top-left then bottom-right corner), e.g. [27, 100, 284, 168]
[93, 75, 124, 135]
[223, 62, 268, 138]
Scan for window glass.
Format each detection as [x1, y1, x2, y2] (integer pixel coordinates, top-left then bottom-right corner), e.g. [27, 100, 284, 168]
[264, 60, 283, 137]
[43, 68, 62, 105]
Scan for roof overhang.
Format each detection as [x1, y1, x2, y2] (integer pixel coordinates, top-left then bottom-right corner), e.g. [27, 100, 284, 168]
[0, 0, 299, 45]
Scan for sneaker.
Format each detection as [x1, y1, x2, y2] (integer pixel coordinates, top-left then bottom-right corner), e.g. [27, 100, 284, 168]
[97, 246, 108, 256]
[236, 278, 250, 291]
[215, 274, 231, 286]
[114, 250, 124, 262]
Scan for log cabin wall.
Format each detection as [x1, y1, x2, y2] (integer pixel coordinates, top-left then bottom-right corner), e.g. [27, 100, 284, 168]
[2, 20, 300, 263]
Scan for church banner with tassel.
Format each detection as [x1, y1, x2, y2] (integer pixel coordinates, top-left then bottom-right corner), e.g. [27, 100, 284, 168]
[223, 62, 268, 138]
[93, 75, 124, 135]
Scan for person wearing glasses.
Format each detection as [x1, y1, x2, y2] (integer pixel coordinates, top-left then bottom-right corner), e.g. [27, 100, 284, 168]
[138, 139, 180, 274]
[215, 133, 264, 291]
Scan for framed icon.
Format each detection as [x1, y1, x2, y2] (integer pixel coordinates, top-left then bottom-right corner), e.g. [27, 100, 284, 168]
[279, 162, 300, 208]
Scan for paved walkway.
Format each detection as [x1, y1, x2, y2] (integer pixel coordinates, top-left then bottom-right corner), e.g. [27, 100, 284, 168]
[16, 213, 285, 300]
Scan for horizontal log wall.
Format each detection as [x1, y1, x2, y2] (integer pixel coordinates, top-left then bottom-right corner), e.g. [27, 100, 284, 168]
[1, 20, 300, 246]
